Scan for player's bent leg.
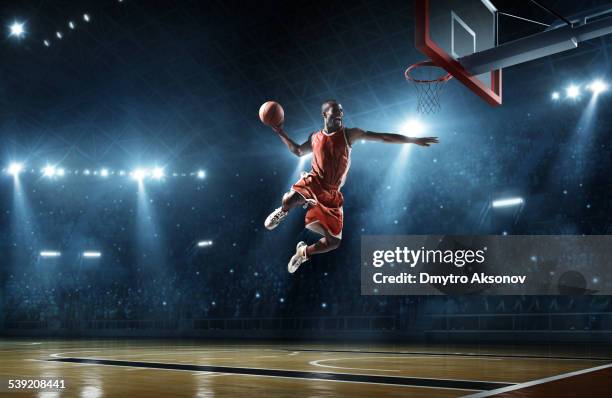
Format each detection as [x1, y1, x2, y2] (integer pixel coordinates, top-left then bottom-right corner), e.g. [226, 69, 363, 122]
[288, 231, 341, 273]
[306, 233, 341, 257]
[264, 191, 305, 230]
[281, 190, 305, 211]
[287, 233, 342, 274]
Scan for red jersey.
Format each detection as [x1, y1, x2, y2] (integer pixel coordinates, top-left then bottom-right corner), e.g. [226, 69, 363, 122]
[291, 127, 351, 238]
[309, 127, 352, 190]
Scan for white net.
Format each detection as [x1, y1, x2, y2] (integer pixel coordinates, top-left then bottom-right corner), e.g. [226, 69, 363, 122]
[405, 62, 452, 114]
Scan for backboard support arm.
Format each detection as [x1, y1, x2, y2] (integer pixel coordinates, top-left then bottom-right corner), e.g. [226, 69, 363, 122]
[459, 16, 612, 75]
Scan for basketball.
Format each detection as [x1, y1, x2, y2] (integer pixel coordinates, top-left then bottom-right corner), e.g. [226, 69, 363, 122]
[259, 101, 284, 128]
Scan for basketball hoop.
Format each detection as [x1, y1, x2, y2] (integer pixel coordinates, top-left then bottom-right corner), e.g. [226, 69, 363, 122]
[405, 61, 452, 114]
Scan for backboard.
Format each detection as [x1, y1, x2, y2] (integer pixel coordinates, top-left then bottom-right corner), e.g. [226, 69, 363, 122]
[415, 0, 502, 106]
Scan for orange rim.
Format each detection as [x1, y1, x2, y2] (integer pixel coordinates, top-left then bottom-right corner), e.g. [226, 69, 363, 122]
[405, 61, 452, 83]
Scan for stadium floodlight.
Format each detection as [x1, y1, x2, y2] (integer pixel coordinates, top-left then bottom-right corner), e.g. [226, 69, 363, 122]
[40, 251, 61, 257]
[131, 168, 146, 181]
[82, 251, 101, 258]
[588, 80, 608, 96]
[7, 162, 24, 176]
[197, 170, 206, 179]
[83, 169, 91, 175]
[43, 165, 56, 177]
[119, 170, 125, 176]
[68, 21, 75, 29]
[9, 22, 25, 38]
[56, 31, 63, 39]
[43, 40, 50, 47]
[566, 85, 580, 99]
[100, 168, 109, 177]
[83, 14, 91, 22]
[492, 197, 524, 208]
[56, 168, 65, 177]
[400, 118, 426, 135]
[551, 92, 560, 100]
[152, 167, 164, 179]
[197, 240, 213, 247]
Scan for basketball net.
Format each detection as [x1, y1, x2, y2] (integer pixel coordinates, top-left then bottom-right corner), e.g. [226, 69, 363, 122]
[405, 61, 452, 114]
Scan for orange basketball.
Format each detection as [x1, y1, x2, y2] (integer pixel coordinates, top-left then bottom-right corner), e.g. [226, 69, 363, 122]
[259, 101, 284, 128]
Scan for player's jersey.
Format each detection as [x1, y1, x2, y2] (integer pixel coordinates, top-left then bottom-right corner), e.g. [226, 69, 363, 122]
[309, 127, 351, 190]
[291, 127, 351, 238]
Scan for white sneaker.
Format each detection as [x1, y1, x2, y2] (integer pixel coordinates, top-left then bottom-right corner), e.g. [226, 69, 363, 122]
[264, 207, 288, 230]
[288, 241, 309, 273]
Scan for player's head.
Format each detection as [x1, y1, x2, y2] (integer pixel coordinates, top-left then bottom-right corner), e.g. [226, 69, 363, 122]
[321, 100, 343, 132]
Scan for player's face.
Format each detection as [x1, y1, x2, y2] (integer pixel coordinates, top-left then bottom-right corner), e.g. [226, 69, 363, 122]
[323, 103, 344, 131]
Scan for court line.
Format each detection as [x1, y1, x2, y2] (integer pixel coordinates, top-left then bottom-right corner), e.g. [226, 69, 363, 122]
[47, 348, 288, 357]
[461, 362, 612, 398]
[309, 355, 503, 372]
[50, 351, 100, 358]
[45, 351, 508, 383]
[310, 357, 402, 372]
[45, 357, 512, 391]
[38, 357, 477, 392]
[285, 348, 612, 361]
[45, 353, 512, 385]
[47, 348, 290, 359]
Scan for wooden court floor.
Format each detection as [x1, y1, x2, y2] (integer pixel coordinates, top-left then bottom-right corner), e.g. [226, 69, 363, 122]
[0, 339, 611, 397]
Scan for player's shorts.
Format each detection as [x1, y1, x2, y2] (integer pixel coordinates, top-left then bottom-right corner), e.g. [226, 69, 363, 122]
[291, 172, 343, 239]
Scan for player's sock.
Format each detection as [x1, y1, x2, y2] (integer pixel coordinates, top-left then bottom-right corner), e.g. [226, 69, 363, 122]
[288, 241, 309, 273]
[264, 207, 288, 230]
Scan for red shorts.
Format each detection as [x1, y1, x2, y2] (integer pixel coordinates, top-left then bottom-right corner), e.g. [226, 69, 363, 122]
[291, 173, 343, 239]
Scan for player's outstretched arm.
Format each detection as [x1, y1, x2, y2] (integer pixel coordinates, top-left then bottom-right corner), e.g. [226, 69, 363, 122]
[347, 128, 438, 147]
[272, 125, 313, 157]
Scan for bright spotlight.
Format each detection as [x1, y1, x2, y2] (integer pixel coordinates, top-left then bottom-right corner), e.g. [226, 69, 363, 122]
[7, 162, 23, 176]
[588, 80, 608, 96]
[40, 251, 61, 257]
[132, 168, 146, 181]
[56, 168, 65, 177]
[83, 169, 91, 175]
[82, 251, 102, 258]
[551, 92, 560, 100]
[68, 21, 75, 29]
[197, 240, 213, 247]
[83, 14, 91, 22]
[9, 22, 25, 38]
[43, 39, 50, 47]
[152, 167, 164, 179]
[43, 165, 56, 177]
[197, 170, 206, 179]
[56, 31, 63, 39]
[566, 85, 580, 99]
[400, 118, 426, 135]
[100, 168, 109, 177]
[492, 197, 524, 208]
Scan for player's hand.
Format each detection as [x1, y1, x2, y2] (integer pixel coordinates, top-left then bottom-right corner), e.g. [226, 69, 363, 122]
[272, 123, 284, 134]
[413, 137, 438, 146]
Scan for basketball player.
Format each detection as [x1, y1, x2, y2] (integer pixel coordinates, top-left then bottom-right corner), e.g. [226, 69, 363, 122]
[265, 100, 438, 273]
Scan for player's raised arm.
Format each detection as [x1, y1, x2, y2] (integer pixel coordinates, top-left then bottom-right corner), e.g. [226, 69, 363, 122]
[273, 125, 313, 157]
[347, 127, 438, 147]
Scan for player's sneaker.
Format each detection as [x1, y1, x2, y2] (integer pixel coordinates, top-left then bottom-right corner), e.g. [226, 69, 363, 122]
[264, 207, 288, 230]
[288, 241, 309, 273]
